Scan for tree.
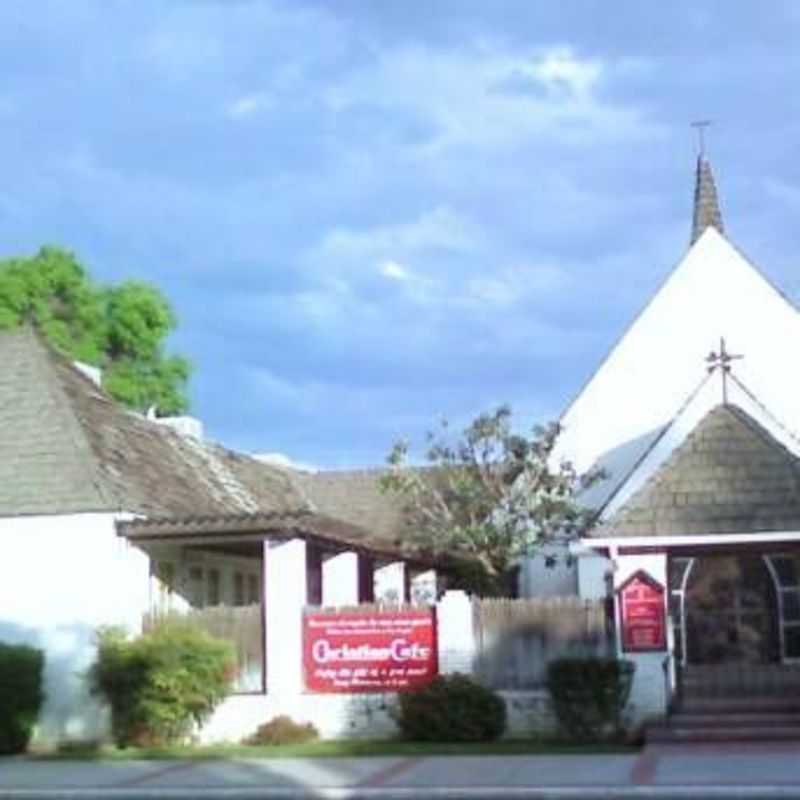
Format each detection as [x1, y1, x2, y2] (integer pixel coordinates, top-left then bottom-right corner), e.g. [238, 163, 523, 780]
[0, 246, 190, 414]
[379, 405, 600, 596]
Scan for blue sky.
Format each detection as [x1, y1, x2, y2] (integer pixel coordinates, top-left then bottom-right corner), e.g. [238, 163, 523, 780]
[3, 2, 800, 468]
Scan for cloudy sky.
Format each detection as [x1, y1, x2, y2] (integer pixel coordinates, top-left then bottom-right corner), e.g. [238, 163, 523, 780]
[2, 2, 800, 468]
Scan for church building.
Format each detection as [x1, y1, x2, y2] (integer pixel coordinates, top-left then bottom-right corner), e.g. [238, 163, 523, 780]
[555, 154, 800, 724]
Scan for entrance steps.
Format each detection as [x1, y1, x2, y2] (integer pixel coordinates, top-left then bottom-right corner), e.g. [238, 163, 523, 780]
[647, 698, 800, 744]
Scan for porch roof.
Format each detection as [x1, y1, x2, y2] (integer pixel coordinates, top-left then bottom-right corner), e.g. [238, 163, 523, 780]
[592, 403, 800, 539]
[117, 510, 431, 565]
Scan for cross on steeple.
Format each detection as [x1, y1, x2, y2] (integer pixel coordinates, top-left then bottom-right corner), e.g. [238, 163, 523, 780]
[691, 120, 712, 156]
[706, 337, 743, 404]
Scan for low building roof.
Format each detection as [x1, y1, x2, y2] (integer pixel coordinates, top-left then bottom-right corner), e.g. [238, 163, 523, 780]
[293, 468, 412, 548]
[0, 327, 305, 517]
[595, 403, 800, 538]
[0, 327, 427, 558]
[117, 509, 428, 564]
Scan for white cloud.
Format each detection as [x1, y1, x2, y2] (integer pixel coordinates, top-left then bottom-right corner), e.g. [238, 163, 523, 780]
[525, 47, 603, 97]
[323, 43, 660, 155]
[252, 451, 318, 473]
[314, 206, 479, 266]
[227, 92, 273, 119]
[379, 259, 411, 281]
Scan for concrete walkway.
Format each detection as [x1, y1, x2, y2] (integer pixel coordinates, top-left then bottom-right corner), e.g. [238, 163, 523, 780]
[1, 744, 800, 798]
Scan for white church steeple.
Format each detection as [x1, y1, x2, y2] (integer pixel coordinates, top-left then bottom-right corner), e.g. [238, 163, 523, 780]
[554, 153, 800, 511]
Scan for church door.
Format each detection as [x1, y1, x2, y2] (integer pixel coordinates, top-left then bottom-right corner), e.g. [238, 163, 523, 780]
[684, 555, 779, 664]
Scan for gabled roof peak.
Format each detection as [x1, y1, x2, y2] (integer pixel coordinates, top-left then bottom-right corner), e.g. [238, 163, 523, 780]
[691, 155, 725, 245]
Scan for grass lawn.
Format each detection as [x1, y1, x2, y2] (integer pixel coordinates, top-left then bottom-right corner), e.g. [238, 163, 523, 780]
[35, 738, 638, 761]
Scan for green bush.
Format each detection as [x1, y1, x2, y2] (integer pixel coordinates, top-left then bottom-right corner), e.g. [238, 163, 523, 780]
[547, 657, 635, 742]
[397, 674, 506, 742]
[244, 715, 319, 746]
[89, 623, 235, 747]
[0, 642, 45, 754]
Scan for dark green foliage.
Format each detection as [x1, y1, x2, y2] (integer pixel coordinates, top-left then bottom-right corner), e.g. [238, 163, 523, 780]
[0, 642, 45, 754]
[397, 674, 506, 742]
[89, 624, 235, 747]
[547, 658, 635, 742]
[244, 715, 319, 746]
[0, 246, 191, 414]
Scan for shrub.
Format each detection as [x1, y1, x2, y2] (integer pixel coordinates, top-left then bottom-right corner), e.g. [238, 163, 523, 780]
[89, 623, 235, 747]
[0, 642, 45, 754]
[547, 657, 635, 742]
[397, 674, 506, 742]
[244, 715, 319, 746]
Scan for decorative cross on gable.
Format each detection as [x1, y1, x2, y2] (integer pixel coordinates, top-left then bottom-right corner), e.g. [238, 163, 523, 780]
[705, 337, 743, 403]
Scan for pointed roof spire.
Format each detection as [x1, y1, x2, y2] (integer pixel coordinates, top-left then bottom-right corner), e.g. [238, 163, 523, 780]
[690, 152, 725, 245]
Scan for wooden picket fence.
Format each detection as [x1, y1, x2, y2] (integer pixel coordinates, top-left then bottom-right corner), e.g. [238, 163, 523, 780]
[143, 604, 264, 693]
[472, 596, 611, 690]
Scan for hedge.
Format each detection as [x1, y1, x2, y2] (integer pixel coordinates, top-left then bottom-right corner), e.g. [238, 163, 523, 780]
[397, 674, 506, 742]
[89, 622, 235, 747]
[0, 642, 45, 754]
[547, 657, 635, 742]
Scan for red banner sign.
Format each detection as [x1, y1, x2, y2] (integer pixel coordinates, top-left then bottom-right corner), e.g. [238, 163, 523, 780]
[303, 609, 438, 693]
[618, 570, 666, 652]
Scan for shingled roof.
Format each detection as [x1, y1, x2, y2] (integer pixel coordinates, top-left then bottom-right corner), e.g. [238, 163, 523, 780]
[294, 468, 412, 547]
[690, 155, 725, 245]
[596, 403, 800, 537]
[0, 327, 305, 517]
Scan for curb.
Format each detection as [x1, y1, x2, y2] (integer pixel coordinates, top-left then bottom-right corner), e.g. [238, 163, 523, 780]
[4, 787, 800, 800]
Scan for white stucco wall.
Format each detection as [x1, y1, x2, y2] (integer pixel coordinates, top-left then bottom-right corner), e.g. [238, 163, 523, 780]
[520, 547, 578, 598]
[0, 512, 150, 747]
[577, 553, 610, 600]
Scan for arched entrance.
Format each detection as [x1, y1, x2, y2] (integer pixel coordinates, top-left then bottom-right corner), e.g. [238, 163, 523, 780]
[684, 555, 780, 664]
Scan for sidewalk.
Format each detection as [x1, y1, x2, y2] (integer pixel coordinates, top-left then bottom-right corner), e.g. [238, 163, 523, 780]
[1, 744, 800, 798]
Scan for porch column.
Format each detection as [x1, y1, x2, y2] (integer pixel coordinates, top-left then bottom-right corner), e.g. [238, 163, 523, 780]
[375, 561, 407, 603]
[264, 538, 308, 695]
[436, 590, 475, 674]
[613, 552, 669, 723]
[358, 555, 375, 602]
[322, 551, 359, 607]
[410, 569, 438, 605]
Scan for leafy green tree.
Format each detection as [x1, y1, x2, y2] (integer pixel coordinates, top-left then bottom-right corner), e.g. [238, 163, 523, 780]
[380, 405, 600, 595]
[0, 246, 190, 414]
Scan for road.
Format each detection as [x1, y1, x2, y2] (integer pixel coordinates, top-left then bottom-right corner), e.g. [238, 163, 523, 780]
[1, 744, 800, 798]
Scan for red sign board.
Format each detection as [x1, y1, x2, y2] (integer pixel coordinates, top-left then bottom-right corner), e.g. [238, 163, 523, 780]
[303, 609, 438, 693]
[618, 570, 666, 652]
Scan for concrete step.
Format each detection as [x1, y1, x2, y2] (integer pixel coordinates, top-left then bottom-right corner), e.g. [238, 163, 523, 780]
[648, 723, 800, 744]
[668, 711, 800, 727]
[677, 696, 800, 714]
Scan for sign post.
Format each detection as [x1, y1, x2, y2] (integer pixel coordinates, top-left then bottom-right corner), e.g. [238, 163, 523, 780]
[617, 569, 666, 652]
[303, 609, 438, 693]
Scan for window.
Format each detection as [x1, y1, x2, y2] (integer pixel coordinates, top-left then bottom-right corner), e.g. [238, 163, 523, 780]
[668, 556, 693, 664]
[234, 572, 245, 606]
[207, 568, 221, 606]
[188, 566, 205, 607]
[767, 555, 800, 659]
[247, 574, 260, 605]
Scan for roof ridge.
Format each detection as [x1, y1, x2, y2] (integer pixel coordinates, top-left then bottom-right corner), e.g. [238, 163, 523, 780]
[170, 434, 260, 513]
[24, 327, 118, 511]
[721, 402, 800, 470]
[593, 369, 714, 523]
